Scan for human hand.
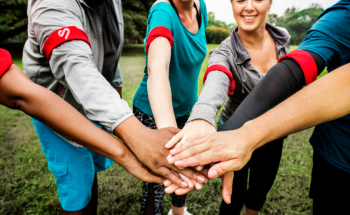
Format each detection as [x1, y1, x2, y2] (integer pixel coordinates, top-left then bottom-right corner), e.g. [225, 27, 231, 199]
[114, 116, 209, 188]
[165, 119, 217, 170]
[163, 165, 234, 204]
[167, 128, 254, 179]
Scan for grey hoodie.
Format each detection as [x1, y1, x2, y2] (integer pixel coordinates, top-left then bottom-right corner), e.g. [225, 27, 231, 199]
[23, 0, 132, 137]
[188, 23, 291, 127]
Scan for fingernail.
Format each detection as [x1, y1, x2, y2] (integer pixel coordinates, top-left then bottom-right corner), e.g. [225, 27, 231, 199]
[197, 175, 205, 183]
[170, 149, 177, 154]
[181, 182, 188, 188]
[164, 180, 171, 186]
[210, 170, 218, 178]
[168, 157, 174, 162]
[226, 195, 231, 204]
[167, 154, 172, 159]
[195, 183, 202, 190]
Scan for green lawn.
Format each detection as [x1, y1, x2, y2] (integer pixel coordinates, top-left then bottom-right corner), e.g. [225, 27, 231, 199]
[0, 44, 319, 214]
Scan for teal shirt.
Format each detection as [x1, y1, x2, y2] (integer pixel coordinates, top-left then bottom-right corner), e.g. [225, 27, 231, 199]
[132, 0, 208, 118]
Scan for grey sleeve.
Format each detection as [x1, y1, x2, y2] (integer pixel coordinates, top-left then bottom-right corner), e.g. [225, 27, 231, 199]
[50, 41, 133, 133]
[187, 71, 230, 127]
[112, 64, 123, 88]
[33, 0, 133, 133]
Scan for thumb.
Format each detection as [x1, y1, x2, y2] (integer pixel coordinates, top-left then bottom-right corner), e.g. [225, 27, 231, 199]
[165, 130, 184, 149]
[222, 172, 234, 204]
[208, 160, 236, 178]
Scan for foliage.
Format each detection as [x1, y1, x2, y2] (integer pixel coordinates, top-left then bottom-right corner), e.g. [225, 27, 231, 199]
[122, 0, 155, 43]
[0, 0, 28, 42]
[208, 12, 236, 31]
[268, 4, 324, 45]
[206, 12, 235, 44]
[205, 26, 231, 44]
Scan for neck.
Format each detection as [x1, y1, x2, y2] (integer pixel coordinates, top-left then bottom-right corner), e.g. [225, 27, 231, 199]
[173, 0, 194, 14]
[237, 23, 268, 50]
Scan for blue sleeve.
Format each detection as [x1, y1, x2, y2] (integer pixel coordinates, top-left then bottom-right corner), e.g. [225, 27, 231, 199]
[148, 6, 173, 33]
[298, 8, 350, 69]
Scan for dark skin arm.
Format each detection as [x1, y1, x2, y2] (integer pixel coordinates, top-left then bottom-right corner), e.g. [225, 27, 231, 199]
[0, 64, 163, 183]
[114, 87, 122, 98]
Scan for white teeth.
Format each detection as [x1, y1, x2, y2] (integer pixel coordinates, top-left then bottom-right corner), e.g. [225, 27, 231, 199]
[243, 16, 256, 20]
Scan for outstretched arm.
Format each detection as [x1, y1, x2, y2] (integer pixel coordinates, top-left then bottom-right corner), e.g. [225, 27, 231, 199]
[168, 51, 326, 176]
[241, 62, 350, 149]
[0, 63, 162, 183]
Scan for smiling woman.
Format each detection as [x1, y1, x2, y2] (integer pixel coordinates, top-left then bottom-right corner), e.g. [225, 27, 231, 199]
[166, 0, 291, 215]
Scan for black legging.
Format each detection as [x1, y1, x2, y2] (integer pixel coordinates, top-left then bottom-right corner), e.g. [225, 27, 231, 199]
[219, 137, 284, 214]
[218, 51, 325, 214]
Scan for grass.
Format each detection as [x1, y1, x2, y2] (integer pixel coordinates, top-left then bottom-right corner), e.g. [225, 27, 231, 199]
[0, 44, 323, 214]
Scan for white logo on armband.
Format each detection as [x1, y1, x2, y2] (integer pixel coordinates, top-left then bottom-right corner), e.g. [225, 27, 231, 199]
[58, 28, 70, 40]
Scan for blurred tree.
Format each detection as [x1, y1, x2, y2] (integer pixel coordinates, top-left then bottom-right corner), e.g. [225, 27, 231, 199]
[267, 5, 324, 45]
[0, 0, 28, 42]
[208, 12, 236, 31]
[122, 0, 155, 43]
[282, 7, 324, 44]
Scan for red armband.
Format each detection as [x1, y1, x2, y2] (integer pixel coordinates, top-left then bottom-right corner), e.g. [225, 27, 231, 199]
[278, 50, 318, 86]
[42, 26, 91, 60]
[146, 27, 174, 54]
[204, 65, 235, 96]
[0, 49, 13, 78]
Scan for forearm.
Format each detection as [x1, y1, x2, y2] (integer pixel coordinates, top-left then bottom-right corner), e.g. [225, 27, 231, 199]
[147, 37, 176, 129]
[115, 87, 122, 98]
[0, 66, 132, 165]
[51, 41, 133, 133]
[148, 74, 177, 129]
[243, 63, 350, 149]
[187, 71, 230, 127]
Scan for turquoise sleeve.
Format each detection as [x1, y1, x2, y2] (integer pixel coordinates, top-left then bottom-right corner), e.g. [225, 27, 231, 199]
[148, 7, 173, 33]
[298, 8, 350, 68]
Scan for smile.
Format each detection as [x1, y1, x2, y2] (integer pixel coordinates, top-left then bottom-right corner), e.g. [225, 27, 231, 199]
[242, 15, 257, 21]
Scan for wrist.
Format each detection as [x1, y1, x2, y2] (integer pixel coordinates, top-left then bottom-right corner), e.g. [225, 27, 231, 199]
[113, 116, 149, 151]
[240, 120, 269, 151]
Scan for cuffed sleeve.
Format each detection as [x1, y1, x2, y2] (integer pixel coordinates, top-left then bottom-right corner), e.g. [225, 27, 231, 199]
[50, 41, 133, 133]
[112, 64, 123, 88]
[187, 71, 230, 127]
[32, 0, 133, 133]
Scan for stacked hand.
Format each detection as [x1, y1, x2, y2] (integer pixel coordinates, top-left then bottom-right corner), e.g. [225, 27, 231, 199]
[164, 119, 237, 204]
[114, 116, 209, 194]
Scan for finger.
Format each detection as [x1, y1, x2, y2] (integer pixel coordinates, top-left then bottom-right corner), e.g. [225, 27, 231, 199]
[165, 130, 184, 149]
[195, 182, 202, 190]
[171, 140, 213, 162]
[131, 169, 165, 184]
[174, 149, 219, 169]
[169, 136, 207, 156]
[164, 179, 173, 187]
[222, 172, 234, 204]
[167, 127, 182, 135]
[164, 184, 180, 194]
[158, 167, 188, 188]
[209, 160, 237, 179]
[196, 165, 204, 171]
[177, 167, 208, 184]
[175, 187, 195, 195]
[179, 173, 194, 189]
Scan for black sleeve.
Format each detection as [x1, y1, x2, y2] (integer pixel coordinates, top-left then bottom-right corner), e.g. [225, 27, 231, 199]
[218, 51, 325, 132]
